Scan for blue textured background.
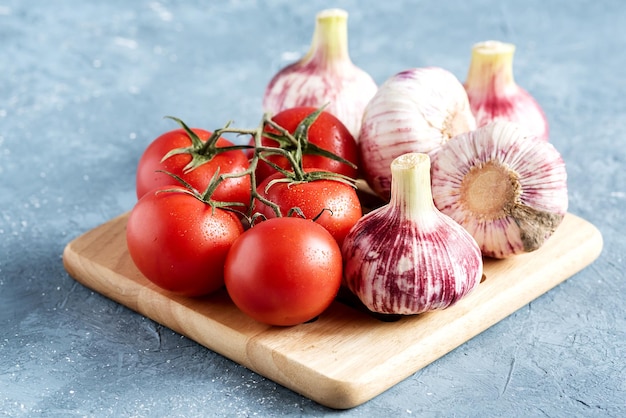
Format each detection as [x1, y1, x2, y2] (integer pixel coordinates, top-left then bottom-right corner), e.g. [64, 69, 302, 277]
[1, 0, 624, 416]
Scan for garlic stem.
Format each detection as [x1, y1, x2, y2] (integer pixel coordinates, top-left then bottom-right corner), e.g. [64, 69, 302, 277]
[304, 9, 351, 68]
[262, 8, 377, 139]
[465, 41, 517, 99]
[464, 40, 549, 141]
[389, 153, 436, 222]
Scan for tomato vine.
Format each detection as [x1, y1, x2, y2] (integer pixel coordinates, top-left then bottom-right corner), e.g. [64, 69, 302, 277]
[161, 107, 359, 226]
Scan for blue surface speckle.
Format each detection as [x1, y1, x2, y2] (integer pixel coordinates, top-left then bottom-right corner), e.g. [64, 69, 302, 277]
[1, 0, 624, 416]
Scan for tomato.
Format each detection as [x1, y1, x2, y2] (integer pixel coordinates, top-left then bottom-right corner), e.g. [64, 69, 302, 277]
[224, 217, 342, 326]
[126, 186, 244, 297]
[135, 128, 251, 207]
[255, 171, 362, 246]
[254, 107, 359, 182]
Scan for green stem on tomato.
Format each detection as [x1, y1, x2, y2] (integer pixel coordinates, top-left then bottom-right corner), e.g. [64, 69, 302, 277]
[161, 106, 357, 225]
[162, 116, 254, 173]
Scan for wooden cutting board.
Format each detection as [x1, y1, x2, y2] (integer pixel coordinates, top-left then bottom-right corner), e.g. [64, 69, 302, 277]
[63, 212, 602, 409]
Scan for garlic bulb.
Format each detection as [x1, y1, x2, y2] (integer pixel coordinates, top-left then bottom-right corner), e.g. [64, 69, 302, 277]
[358, 67, 476, 200]
[262, 8, 377, 139]
[342, 153, 483, 315]
[431, 121, 568, 259]
[464, 40, 549, 141]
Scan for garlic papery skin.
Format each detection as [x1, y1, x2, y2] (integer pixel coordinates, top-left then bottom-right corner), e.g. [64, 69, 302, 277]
[262, 8, 377, 139]
[431, 121, 568, 259]
[342, 153, 483, 315]
[464, 40, 549, 141]
[358, 67, 476, 201]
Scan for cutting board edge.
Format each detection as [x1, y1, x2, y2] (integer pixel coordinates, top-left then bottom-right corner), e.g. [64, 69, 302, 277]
[300, 216, 604, 408]
[61, 212, 603, 410]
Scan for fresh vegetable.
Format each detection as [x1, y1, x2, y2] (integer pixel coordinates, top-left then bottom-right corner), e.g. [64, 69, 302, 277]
[262, 8, 377, 139]
[255, 169, 362, 246]
[135, 118, 251, 208]
[342, 153, 483, 315]
[126, 185, 244, 297]
[464, 40, 549, 141]
[431, 121, 567, 259]
[254, 106, 359, 182]
[224, 217, 342, 326]
[358, 67, 476, 200]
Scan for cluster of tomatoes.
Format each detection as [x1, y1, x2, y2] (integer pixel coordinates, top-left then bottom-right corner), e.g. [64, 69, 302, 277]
[126, 107, 366, 326]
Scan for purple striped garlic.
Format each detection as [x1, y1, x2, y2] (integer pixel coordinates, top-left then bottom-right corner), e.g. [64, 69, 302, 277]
[262, 8, 377, 139]
[342, 153, 483, 315]
[431, 121, 568, 259]
[464, 40, 549, 141]
[358, 67, 476, 201]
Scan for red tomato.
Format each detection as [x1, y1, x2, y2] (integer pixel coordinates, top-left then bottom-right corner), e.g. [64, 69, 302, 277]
[254, 107, 359, 182]
[135, 128, 251, 207]
[126, 186, 244, 297]
[255, 171, 362, 246]
[224, 217, 342, 326]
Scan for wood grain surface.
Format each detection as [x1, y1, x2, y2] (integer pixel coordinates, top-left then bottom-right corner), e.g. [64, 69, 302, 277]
[62, 212, 602, 409]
